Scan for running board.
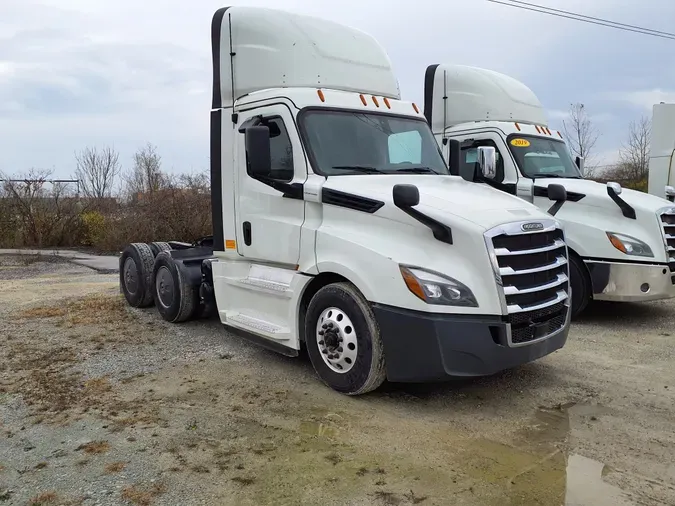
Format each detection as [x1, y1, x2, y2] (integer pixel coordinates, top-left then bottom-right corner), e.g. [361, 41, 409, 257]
[225, 264, 294, 298]
[225, 312, 291, 341]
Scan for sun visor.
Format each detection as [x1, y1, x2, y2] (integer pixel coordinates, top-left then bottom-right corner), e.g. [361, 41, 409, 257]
[211, 6, 400, 110]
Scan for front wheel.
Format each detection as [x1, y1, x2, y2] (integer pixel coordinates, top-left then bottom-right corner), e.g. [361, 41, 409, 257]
[569, 254, 591, 320]
[304, 282, 386, 395]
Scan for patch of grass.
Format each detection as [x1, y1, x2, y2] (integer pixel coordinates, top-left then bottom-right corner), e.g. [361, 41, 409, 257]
[104, 461, 126, 473]
[18, 306, 67, 319]
[121, 483, 166, 506]
[84, 377, 112, 396]
[77, 441, 110, 454]
[324, 452, 342, 465]
[373, 490, 402, 506]
[27, 492, 59, 506]
[191, 464, 210, 474]
[231, 476, 256, 486]
[35, 462, 48, 470]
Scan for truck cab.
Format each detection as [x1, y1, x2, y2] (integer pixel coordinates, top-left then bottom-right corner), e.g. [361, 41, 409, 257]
[120, 8, 572, 395]
[424, 64, 675, 318]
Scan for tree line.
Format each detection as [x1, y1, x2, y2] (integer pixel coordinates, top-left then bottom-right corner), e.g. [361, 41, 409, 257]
[0, 143, 211, 251]
[560, 102, 651, 188]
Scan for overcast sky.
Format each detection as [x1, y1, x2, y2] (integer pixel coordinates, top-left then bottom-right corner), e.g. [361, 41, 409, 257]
[1, 0, 674, 179]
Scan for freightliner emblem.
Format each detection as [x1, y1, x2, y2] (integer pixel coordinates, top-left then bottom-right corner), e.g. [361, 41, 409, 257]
[521, 222, 544, 232]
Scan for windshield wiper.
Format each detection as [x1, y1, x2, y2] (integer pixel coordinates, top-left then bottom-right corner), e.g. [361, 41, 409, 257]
[331, 165, 385, 174]
[392, 166, 441, 175]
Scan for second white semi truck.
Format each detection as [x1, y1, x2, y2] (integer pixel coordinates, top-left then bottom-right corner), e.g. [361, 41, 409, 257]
[648, 102, 675, 202]
[424, 64, 675, 318]
[118, 7, 572, 395]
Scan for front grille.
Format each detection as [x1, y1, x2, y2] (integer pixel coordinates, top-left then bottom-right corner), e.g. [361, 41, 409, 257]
[659, 209, 675, 284]
[486, 221, 570, 346]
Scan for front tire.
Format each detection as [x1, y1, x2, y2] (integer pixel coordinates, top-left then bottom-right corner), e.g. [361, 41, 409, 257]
[304, 282, 386, 395]
[569, 254, 591, 319]
[152, 251, 199, 323]
[120, 243, 155, 308]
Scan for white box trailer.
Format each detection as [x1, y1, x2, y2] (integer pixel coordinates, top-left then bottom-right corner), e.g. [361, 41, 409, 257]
[648, 103, 675, 200]
[424, 64, 675, 318]
[119, 7, 571, 395]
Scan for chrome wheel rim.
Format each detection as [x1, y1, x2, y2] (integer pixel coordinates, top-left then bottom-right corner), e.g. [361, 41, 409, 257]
[316, 307, 358, 374]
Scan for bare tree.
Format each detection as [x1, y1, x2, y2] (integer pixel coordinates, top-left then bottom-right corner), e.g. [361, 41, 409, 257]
[1, 169, 82, 247]
[124, 142, 167, 197]
[74, 146, 121, 199]
[615, 116, 651, 182]
[562, 103, 599, 174]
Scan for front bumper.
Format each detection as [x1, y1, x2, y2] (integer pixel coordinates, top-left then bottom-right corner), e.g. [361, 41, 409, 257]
[372, 304, 569, 383]
[585, 259, 675, 302]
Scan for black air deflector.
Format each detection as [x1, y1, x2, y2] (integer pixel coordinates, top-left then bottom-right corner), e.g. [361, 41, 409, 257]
[322, 188, 384, 213]
[423, 64, 440, 126]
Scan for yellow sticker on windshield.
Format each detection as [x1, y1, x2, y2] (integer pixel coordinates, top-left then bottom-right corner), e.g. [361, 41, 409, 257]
[510, 138, 531, 147]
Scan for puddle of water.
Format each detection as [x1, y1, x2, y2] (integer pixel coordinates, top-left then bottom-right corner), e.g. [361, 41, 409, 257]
[456, 401, 633, 505]
[566, 453, 633, 506]
[299, 421, 340, 439]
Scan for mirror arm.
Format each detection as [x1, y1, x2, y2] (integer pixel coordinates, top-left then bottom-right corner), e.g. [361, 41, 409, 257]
[394, 201, 453, 245]
[547, 201, 564, 216]
[252, 174, 303, 200]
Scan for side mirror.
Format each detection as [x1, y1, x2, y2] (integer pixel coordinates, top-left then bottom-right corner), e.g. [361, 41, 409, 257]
[547, 183, 567, 202]
[245, 125, 271, 177]
[477, 146, 497, 179]
[665, 185, 675, 202]
[607, 181, 622, 196]
[393, 184, 420, 208]
[447, 139, 461, 177]
[546, 183, 567, 216]
[575, 156, 585, 176]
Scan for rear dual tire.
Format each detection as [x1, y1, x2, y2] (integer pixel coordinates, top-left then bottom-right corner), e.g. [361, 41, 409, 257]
[152, 251, 199, 323]
[120, 243, 155, 308]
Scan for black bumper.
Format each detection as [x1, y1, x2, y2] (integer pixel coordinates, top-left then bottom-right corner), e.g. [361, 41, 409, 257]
[372, 304, 569, 383]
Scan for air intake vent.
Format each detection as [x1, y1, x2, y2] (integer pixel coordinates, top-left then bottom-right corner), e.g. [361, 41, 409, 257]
[322, 188, 384, 214]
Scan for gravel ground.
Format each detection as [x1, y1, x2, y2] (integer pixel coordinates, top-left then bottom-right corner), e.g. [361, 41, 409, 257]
[1, 255, 674, 505]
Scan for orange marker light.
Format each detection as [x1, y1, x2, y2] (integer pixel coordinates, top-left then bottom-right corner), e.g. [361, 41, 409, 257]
[317, 89, 325, 102]
[400, 267, 426, 301]
[412, 103, 420, 113]
[383, 97, 391, 109]
[359, 94, 367, 106]
[514, 122, 521, 131]
[545, 127, 552, 135]
[372, 96, 380, 107]
[557, 130, 563, 138]
[535, 125, 541, 133]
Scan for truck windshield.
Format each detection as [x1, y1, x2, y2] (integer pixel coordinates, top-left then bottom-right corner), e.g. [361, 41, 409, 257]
[299, 109, 449, 176]
[507, 135, 581, 179]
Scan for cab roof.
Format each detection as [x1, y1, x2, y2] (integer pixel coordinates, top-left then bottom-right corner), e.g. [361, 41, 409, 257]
[424, 64, 548, 134]
[211, 6, 400, 110]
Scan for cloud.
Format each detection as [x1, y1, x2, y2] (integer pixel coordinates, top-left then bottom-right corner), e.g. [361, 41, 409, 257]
[0, 0, 674, 176]
[604, 89, 675, 111]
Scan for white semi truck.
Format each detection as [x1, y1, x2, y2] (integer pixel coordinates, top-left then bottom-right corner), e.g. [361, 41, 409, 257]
[648, 102, 675, 202]
[119, 7, 573, 395]
[424, 64, 675, 319]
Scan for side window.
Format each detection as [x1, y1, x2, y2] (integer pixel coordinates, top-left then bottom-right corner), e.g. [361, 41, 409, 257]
[267, 117, 294, 182]
[461, 141, 505, 182]
[388, 130, 422, 164]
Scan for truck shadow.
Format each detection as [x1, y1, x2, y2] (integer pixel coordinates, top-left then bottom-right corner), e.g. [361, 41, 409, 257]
[575, 299, 675, 327]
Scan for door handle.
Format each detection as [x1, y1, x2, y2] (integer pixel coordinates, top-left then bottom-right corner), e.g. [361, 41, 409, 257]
[243, 221, 252, 246]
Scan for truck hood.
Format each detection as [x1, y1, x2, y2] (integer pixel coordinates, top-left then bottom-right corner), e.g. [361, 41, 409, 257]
[533, 177, 673, 214]
[322, 175, 550, 230]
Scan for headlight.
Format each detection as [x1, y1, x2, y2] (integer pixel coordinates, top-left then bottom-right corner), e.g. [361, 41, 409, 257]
[606, 232, 653, 257]
[399, 265, 478, 307]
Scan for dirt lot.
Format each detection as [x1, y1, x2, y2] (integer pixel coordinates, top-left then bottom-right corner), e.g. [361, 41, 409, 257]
[1, 255, 674, 506]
